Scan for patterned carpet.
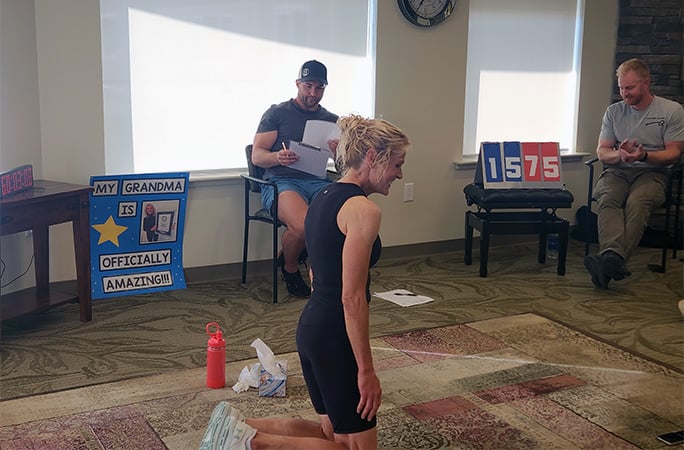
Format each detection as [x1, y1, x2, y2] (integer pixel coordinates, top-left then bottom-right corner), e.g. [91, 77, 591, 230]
[1, 239, 682, 404]
[0, 313, 681, 449]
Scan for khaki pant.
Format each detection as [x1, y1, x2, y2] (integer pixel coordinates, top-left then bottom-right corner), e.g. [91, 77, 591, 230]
[593, 166, 668, 262]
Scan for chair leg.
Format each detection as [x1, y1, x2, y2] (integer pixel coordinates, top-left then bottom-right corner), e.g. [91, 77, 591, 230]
[647, 230, 668, 273]
[464, 212, 473, 265]
[648, 194, 674, 273]
[242, 178, 251, 286]
[584, 203, 593, 256]
[272, 221, 279, 304]
[672, 188, 682, 261]
[242, 221, 250, 285]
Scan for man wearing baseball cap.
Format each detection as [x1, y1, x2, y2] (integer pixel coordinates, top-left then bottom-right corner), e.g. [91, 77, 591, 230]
[298, 59, 328, 84]
[251, 60, 339, 298]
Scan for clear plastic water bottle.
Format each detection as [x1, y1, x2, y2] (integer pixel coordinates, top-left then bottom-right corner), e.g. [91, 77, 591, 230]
[547, 234, 559, 260]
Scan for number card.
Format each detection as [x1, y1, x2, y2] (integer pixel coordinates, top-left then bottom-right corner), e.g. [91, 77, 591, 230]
[480, 141, 563, 189]
[521, 142, 542, 182]
[540, 142, 562, 183]
[482, 142, 504, 184]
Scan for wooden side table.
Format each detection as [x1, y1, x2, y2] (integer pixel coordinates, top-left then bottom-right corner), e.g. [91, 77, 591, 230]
[1, 180, 93, 321]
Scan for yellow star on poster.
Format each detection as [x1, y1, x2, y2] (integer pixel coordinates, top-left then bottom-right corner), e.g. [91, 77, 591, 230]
[92, 215, 128, 247]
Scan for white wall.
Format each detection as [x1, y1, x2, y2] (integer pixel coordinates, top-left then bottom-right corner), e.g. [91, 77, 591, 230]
[0, 0, 619, 293]
[1, 0, 43, 292]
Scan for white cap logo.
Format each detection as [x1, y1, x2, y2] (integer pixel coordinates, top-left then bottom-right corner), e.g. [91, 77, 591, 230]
[302, 68, 310, 77]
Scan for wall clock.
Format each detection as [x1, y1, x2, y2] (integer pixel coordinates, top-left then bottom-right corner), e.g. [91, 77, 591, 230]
[398, 0, 456, 28]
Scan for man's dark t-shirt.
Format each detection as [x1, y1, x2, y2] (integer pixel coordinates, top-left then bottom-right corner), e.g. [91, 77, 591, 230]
[256, 99, 338, 179]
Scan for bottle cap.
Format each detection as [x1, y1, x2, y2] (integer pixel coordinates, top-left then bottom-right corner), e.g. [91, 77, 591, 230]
[206, 322, 224, 344]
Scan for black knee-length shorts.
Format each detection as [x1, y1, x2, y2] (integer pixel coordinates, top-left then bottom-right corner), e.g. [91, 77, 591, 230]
[295, 299, 377, 435]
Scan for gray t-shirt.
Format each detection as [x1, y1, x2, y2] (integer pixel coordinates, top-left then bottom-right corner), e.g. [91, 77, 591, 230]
[599, 95, 684, 167]
[256, 99, 338, 179]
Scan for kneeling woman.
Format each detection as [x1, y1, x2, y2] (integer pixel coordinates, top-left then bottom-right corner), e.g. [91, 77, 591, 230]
[200, 114, 410, 450]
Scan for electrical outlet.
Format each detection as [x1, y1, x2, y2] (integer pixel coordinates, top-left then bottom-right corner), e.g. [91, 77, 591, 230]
[403, 183, 414, 202]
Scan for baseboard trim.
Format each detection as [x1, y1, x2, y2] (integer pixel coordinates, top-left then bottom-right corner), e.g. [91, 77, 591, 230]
[184, 239, 469, 284]
[43, 237, 543, 290]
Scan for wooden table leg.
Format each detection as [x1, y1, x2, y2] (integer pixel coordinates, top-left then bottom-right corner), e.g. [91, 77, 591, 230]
[32, 226, 50, 299]
[73, 194, 92, 322]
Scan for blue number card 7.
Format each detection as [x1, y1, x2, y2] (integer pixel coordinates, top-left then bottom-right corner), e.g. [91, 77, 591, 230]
[479, 141, 563, 189]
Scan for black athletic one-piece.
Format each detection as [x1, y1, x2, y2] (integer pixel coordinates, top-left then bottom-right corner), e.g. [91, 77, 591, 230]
[296, 182, 382, 434]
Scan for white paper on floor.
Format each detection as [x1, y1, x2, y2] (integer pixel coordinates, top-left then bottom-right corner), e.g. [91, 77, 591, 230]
[373, 289, 434, 307]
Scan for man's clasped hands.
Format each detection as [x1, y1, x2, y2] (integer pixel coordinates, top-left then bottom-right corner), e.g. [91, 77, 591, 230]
[618, 138, 647, 163]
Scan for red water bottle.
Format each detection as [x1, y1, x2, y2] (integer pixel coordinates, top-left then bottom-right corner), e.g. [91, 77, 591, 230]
[205, 322, 226, 389]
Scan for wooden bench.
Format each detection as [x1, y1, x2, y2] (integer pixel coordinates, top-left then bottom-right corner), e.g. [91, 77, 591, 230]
[463, 183, 574, 278]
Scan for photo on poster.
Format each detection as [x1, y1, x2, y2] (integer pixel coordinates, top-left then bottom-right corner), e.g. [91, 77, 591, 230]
[140, 199, 179, 244]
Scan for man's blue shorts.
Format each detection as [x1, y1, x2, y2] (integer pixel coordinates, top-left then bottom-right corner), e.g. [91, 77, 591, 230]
[260, 176, 332, 212]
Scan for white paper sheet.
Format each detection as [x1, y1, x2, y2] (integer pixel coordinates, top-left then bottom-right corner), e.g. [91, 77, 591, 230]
[373, 289, 434, 307]
[302, 120, 340, 155]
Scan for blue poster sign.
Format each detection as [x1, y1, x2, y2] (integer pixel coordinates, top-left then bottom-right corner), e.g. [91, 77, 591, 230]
[89, 172, 189, 299]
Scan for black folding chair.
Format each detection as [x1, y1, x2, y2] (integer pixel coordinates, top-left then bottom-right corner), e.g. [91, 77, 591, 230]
[240, 145, 282, 303]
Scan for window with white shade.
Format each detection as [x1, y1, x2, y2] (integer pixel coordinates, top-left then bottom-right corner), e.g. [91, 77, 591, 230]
[463, 0, 583, 156]
[100, 0, 376, 174]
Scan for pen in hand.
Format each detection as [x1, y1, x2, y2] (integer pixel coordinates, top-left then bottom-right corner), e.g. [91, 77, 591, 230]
[280, 141, 295, 165]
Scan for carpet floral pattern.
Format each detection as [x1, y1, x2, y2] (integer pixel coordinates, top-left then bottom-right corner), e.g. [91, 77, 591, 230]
[0, 314, 681, 449]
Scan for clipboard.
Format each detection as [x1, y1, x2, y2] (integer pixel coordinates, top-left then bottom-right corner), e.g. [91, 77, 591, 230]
[288, 141, 330, 178]
[302, 120, 340, 154]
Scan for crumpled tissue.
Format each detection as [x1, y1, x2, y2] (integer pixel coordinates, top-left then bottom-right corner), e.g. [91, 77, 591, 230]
[232, 338, 287, 397]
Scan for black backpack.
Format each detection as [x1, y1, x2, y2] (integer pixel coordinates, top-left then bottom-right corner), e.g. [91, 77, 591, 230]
[571, 205, 598, 243]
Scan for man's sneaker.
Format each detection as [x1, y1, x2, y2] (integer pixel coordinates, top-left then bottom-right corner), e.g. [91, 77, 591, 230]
[199, 401, 256, 450]
[601, 251, 631, 281]
[584, 254, 610, 289]
[281, 268, 311, 298]
[277, 252, 311, 298]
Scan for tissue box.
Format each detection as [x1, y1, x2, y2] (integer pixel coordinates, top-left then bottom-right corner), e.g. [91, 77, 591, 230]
[258, 359, 287, 397]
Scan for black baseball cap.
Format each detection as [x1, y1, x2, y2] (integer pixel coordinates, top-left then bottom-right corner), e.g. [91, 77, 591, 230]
[298, 60, 328, 85]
